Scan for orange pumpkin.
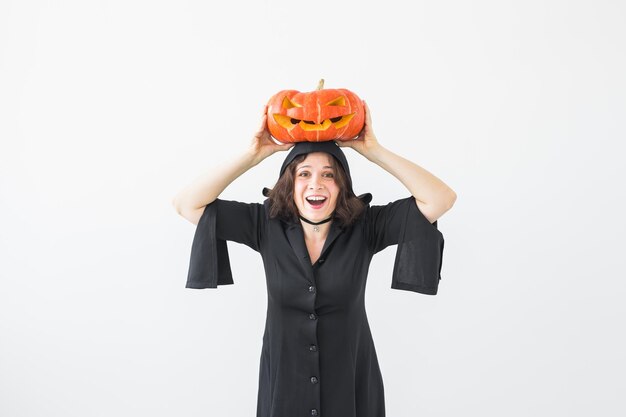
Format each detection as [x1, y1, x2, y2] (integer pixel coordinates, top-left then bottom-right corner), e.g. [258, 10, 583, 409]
[266, 79, 365, 143]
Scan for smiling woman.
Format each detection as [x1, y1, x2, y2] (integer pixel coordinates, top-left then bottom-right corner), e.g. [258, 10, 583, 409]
[174, 100, 455, 417]
[263, 147, 367, 229]
[294, 153, 339, 222]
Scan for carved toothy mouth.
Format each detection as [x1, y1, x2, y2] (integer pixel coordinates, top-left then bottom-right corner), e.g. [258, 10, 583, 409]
[273, 113, 356, 131]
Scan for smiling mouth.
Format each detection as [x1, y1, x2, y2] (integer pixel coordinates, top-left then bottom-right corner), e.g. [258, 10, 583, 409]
[273, 113, 356, 131]
[306, 196, 327, 207]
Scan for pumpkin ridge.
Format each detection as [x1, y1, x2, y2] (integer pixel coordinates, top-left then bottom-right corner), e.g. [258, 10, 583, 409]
[266, 80, 364, 143]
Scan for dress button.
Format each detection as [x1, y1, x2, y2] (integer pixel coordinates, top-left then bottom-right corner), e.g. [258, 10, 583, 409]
[311, 409, 319, 416]
[309, 344, 317, 352]
[318, 258, 325, 264]
[309, 313, 317, 320]
[308, 285, 315, 292]
[310, 376, 318, 384]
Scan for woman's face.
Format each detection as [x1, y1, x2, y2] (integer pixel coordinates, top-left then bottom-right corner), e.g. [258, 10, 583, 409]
[293, 152, 340, 222]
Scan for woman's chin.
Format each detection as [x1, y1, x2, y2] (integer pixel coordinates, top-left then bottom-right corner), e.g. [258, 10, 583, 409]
[300, 206, 330, 220]
[297, 199, 336, 221]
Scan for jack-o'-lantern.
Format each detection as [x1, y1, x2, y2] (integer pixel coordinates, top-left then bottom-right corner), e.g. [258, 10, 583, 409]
[266, 79, 365, 143]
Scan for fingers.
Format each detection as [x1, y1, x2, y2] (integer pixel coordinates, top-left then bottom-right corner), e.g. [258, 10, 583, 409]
[268, 135, 292, 148]
[257, 106, 268, 133]
[274, 141, 294, 152]
[335, 139, 353, 148]
[256, 117, 265, 133]
[355, 123, 366, 139]
[362, 100, 372, 126]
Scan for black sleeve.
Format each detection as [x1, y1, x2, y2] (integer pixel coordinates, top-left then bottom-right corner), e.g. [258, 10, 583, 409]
[185, 199, 265, 289]
[365, 196, 445, 295]
[214, 199, 265, 252]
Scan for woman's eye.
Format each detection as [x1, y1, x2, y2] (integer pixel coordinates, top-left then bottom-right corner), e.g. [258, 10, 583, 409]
[323, 173, 334, 178]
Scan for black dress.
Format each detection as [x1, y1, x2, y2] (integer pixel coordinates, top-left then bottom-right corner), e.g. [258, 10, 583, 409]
[185, 195, 444, 417]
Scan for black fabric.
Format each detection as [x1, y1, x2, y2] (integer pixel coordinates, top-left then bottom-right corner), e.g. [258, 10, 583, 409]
[185, 202, 233, 288]
[185, 196, 444, 416]
[367, 195, 444, 295]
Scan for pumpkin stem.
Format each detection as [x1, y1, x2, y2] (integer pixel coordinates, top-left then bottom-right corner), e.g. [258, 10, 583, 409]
[317, 79, 324, 90]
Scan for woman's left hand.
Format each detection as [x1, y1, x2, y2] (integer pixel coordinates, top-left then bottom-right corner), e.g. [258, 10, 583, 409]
[336, 100, 381, 160]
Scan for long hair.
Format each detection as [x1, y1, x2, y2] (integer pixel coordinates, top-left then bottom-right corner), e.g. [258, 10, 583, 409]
[266, 153, 366, 227]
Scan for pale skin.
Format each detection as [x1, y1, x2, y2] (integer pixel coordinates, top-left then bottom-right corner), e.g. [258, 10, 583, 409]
[293, 152, 340, 263]
[172, 100, 456, 262]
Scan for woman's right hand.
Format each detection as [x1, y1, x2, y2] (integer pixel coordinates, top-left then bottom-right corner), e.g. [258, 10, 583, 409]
[248, 104, 294, 165]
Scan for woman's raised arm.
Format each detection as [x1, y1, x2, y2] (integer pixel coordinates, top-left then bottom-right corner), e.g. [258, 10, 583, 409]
[338, 101, 456, 224]
[172, 105, 293, 225]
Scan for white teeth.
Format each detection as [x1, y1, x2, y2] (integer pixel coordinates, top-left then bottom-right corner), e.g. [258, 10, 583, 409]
[306, 196, 326, 201]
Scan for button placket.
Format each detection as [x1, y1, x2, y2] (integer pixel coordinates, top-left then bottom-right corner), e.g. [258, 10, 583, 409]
[306, 273, 320, 416]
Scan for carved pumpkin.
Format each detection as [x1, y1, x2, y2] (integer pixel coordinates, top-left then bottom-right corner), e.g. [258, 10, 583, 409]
[266, 79, 365, 143]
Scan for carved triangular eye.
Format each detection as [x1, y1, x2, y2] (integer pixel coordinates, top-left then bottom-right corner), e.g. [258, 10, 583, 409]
[281, 96, 302, 109]
[325, 96, 346, 106]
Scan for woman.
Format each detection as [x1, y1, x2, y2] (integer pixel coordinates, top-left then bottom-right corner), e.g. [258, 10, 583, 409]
[173, 100, 456, 417]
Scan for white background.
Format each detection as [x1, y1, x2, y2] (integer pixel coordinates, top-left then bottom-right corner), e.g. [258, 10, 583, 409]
[1, 0, 625, 416]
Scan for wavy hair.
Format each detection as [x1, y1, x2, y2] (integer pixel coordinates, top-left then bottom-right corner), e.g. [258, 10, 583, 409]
[266, 153, 366, 227]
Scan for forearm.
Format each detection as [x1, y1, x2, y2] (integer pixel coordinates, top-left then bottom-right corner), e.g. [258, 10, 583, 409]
[366, 144, 456, 207]
[172, 150, 258, 212]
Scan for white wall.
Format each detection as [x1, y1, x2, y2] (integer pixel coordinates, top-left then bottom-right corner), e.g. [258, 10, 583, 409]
[1, 0, 624, 416]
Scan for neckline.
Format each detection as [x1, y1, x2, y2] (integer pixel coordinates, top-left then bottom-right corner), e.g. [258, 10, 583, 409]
[298, 214, 334, 226]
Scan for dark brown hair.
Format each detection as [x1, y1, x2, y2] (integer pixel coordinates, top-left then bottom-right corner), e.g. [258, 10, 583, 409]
[266, 153, 366, 227]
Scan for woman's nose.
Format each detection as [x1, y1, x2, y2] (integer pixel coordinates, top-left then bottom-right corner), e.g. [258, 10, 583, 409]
[308, 176, 324, 189]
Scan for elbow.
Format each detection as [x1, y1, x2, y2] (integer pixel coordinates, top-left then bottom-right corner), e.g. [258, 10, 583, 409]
[443, 188, 457, 211]
[172, 196, 183, 215]
[448, 189, 457, 207]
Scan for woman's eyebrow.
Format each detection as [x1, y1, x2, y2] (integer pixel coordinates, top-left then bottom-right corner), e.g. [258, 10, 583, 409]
[297, 165, 334, 170]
